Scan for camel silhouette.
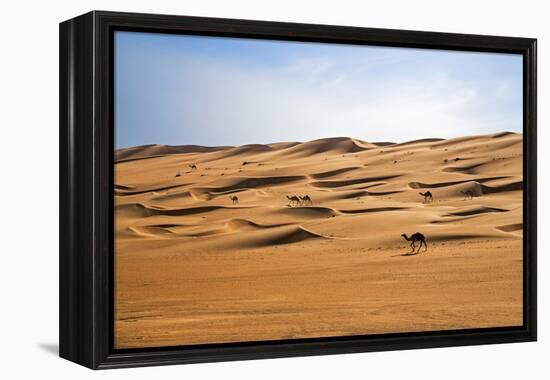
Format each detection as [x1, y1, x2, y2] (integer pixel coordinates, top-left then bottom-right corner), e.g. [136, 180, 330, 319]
[299, 195, 312, 205]
[401, 232, 428, 253]
[286, 195, 300, 207]
[419, 191, 433, 203]
[230, 195, 239, 205]
[461, 190, 475, 200]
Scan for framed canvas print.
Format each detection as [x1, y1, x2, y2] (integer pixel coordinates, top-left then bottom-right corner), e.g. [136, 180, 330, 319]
[59, 11, 537, 369]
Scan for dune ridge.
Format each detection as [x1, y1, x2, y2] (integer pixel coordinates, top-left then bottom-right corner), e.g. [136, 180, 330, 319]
[115, 144, 232, 162]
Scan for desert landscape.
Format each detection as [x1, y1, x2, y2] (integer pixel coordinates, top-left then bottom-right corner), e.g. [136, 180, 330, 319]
[114, 132, 523, 349]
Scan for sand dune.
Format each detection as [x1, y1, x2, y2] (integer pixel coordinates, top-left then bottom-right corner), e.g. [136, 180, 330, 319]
[311, 174, 402, 188]
[114, 133, 523, 348]
[203, 175, 307, 192]
[200, 144, 276, 162]
[236, 225, 331, 248]
[277, 137, 376, 157]
[389, 137, 445, 148]
[496, 223, 523, 232]
[224, 218, 290, 230]
[446, 205, 509, 217]
[310, 166, 361, 179]
[480, 180, 523, 194]
[273, 206, 340, 219]
[115, 143, 231, 162]
[408, 176, 509, 189]
[114, 182, 189, 196]
[128, 224, 181, 237]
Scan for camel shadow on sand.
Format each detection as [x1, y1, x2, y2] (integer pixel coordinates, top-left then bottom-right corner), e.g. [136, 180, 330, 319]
[392, 251, 422, 257]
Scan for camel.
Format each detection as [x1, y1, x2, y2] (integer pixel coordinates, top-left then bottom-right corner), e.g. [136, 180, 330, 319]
[401, 232, 428, 253]
[286, 195, 300, 207]
[299, 195, 312, 205]
[188, 164, 197, 170]
[230, 195, 239, 205]
[419, 191, 433, 203]
[461, 190, 475, 200]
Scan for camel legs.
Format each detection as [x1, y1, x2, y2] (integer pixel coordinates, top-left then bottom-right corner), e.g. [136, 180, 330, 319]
[417, 239, 427, 253]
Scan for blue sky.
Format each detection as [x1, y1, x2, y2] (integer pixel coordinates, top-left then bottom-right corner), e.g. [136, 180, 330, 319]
[114, 31, 522, 148]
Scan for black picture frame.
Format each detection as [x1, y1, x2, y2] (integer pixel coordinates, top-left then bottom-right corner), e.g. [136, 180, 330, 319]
[59, 10, 537, 369]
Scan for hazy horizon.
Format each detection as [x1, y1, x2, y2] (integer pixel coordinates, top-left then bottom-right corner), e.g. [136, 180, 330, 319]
[115, 132, 523, 150]
[114, 31, 523, 149]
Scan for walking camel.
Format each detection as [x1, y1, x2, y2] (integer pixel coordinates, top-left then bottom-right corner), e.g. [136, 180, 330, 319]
[419, 191, 433, 203]
[286, 195, 300, 207]
[461, 190, 475, 200]
[299, 195, 312, 205]
[401, 232, 428, 254]
[229, 195, 239, 205]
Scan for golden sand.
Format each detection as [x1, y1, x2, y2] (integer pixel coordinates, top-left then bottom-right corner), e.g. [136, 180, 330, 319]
[114, 133, 523, 348]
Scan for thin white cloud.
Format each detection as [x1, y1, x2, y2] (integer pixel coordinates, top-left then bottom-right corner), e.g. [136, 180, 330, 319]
[151, 54, 521, 145]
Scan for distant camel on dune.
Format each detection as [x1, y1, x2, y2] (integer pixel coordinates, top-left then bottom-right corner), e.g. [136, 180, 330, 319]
[188, 164, 197, 170]
[299, 195, 312, 205]
[230, 195, 239, 205]
[401, 232, 428, 253]
[286, 195, 300, 207]
[461, 190, 475, 200]
[419, 191, 433, 203]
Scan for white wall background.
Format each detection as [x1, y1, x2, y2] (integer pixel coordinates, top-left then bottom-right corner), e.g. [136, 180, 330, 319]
[0, 0, 546, 378]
